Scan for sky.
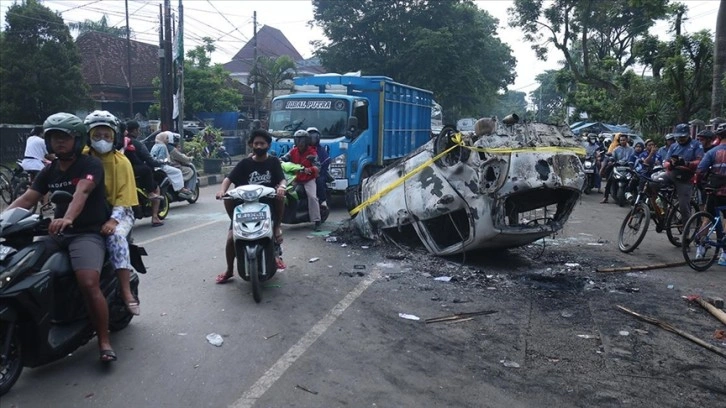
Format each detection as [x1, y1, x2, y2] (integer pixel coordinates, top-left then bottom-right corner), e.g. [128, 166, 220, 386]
[0, 0, 720, 97]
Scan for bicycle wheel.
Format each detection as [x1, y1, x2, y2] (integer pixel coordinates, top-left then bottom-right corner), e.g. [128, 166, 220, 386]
[0, 173, 12, 205]
[665, 202, 698, 247]
[618, 202, 651, 252]
[681, 211, 720, 271]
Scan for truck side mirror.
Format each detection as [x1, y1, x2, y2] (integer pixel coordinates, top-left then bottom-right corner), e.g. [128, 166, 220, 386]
[347, 117, 358, 137]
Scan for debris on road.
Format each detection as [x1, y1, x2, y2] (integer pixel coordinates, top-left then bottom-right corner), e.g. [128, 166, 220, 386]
[309, 257, 320, 263]
[424, 310, 497, 324]
[354, 265, 366, 270]
[385, 252, 406, 260]
[577, 334, 599, 339]
[715, 330, 725, 340]
[619, 330, 630, 336]
[399, 313, 421, 321]
[206, 333, 224, 347]
[616, 305, 726, 358]
[596, 261, 686, 273]
[434, 276, 452, 282]
[264, 333, 279, 340]
[325, 236, 338, 242]
[500, 360, 521, 368]
[295, 384, 318, 395]
[690, 296, 726, 326]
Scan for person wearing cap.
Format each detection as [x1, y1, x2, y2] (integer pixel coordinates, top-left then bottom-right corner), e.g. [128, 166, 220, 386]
[664, 123, 704, 221]
[695, 131, 726, 264]
[214, 129, 286, 284]
[696, 129, 717, 153]
[8, 113, 117, 362]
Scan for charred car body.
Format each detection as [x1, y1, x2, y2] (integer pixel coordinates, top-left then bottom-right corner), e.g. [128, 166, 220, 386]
[353, 117, 586, 255]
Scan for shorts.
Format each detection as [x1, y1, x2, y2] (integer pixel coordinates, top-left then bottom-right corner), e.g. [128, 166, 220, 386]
[42, 232, 105, 272]
[227, 197, 280, 230]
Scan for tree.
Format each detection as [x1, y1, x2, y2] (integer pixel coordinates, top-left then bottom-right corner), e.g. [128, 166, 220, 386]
[713, 0, 726, 117]
[489, 91, 528, 121]
[530, 70, 568, 123]
[149, 38, 242, 119]
[247, 55, 297, 114]
[0, 0, 89, 123]
[509, 0, 671, 96]
[68, 14, 129, 38]
[311, 0, 516, 120]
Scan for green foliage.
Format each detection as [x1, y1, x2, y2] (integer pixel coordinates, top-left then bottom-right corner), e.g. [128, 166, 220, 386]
[247, 55, 297, 113]
[184, 126, 223, 166]
[0, 0, 90, 123]
[183, 38, 243, 118]
[488, 91, 529, 121]
[530, 70, 567, 123]
[68, 14, 129, 38]
[311, 0, 515, 120]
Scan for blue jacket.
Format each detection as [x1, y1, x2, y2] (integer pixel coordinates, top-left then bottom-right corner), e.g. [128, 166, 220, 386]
[665, 139, 704, 163]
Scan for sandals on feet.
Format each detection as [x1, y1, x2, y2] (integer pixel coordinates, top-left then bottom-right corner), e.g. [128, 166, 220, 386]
[216, 273, 234, 284]
[100, 349, 117, 362]
[124, 300, 140, 316]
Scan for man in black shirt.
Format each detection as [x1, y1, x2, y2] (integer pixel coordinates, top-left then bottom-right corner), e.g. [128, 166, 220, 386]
[8, 112, 117, 362]
[214, 129, 286, 283]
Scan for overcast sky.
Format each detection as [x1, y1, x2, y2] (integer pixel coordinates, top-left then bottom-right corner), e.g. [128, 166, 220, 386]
[0, 0, 720, 97]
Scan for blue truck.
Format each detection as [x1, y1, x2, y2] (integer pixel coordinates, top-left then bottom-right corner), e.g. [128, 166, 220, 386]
[268, 74, 434, 211]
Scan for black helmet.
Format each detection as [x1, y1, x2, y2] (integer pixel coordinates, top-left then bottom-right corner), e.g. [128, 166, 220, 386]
[673, 123, 690, 137]
[84, 110, 121, 149]
[697, 129, 715, 139]
[306, 127, 321, 145]
[43, 112, 87, 157]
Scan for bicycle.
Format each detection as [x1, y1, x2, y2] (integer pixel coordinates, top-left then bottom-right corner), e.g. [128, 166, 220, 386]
[681, 188, 726, 271]
[617, 169, 696, 252]
[0, 162, 35, 211]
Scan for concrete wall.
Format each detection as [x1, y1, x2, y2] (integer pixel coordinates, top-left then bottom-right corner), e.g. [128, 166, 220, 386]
[0, 124, 35, 164]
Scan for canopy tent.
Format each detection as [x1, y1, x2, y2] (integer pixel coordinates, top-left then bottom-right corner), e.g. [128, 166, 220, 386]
[570, 122, 633, 136]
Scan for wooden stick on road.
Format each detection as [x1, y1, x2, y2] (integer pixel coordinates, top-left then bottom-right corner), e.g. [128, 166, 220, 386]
[597, 261, 686, 273]
[695, 298, 726, 327]
[616, 305, 726, 358]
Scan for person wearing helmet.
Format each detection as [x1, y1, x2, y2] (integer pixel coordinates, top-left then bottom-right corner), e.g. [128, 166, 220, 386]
[150, 131, 192, 199]
[84, 110, 141, 319]
[280, 130, 322, 230]
[7, 112, 117, 362]
[215, 129, 286, 284]
[664, 123, 704, 221]
[306, 127, 329, 209]
[600, 134, 634, 203]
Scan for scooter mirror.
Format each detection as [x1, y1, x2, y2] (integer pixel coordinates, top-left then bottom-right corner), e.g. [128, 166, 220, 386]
[50, 190, 73, 205]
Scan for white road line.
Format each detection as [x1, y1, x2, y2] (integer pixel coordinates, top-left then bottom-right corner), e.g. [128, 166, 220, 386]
[135, 219, 224, 246]
[230, 270, 380, 408]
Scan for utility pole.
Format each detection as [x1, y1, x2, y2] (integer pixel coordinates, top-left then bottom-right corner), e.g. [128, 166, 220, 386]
[176, 0, 184, 141]
[253, 11, 258, 120]
[163, 0, 173, 131]
[158, 4, 166, 131]
[125, 0, 133, 119]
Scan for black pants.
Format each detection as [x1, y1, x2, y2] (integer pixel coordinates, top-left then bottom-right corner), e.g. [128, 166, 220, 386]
[132, 164, 156, 193]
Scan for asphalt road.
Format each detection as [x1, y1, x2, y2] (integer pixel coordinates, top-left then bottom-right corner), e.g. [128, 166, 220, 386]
[4, 186, 726, 407]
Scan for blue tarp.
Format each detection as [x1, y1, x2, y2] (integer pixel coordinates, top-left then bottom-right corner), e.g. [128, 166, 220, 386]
[195, 112, 239, 130]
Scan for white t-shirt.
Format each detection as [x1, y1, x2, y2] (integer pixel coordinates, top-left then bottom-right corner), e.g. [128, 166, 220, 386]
[21, 135, 48, 171]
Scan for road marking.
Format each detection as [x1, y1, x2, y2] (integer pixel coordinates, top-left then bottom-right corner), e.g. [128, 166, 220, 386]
[230, 270, 380, 408]
[135, 219, 225, 246]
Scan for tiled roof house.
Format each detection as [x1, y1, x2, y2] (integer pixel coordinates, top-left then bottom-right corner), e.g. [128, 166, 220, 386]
[76, 31, 159, 119]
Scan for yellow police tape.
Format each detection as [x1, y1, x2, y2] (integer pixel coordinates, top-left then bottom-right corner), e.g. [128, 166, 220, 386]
[348, 133, 586, 216]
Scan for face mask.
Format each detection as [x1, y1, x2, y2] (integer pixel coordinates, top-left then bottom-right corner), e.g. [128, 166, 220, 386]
[91, 139, 113, 154]
[253, 147, 268, 156]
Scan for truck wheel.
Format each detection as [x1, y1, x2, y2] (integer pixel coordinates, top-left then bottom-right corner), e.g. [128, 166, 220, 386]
[345, 167, 371, 216]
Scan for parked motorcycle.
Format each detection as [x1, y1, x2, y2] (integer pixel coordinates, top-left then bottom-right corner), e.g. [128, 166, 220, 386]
[280, 162, 330, 224]
[223, 185, 278, 303]
[204, 142, 232, 166]
[582, 154, 596, 194]
[610, 159, 633, 207]
[0, 193, 147, 396]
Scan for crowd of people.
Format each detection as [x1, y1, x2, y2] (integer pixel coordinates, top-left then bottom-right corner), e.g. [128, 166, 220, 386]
[585, 122, 726, 264]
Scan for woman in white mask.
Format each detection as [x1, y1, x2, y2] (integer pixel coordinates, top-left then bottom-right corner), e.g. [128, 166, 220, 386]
[84, 110, 141, 316]
[149, 131, 191, 197]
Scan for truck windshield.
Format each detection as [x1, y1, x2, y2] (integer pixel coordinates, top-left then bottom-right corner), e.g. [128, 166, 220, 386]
[268, 98, 350, 139]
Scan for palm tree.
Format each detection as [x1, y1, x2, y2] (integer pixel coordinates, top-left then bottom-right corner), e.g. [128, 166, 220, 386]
[247, 55, 297, 114]
[68, 15, 129, 38]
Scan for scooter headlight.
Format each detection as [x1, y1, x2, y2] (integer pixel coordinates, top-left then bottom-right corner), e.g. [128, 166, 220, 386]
[584, 161, 593, 169]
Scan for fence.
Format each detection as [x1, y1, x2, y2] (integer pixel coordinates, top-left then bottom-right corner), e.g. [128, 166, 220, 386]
[0, 124, 36, 165]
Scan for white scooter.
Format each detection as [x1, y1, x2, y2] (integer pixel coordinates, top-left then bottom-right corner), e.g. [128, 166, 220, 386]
[223, 185, 278, 303]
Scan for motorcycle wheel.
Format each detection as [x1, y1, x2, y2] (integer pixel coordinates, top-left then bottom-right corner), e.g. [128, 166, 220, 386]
[616, 184, 626, 207]
[157, 193, 171, 220]
[109, 276, 139, 332]
[243, 245, 262, 303]
[222, 154, 232, 166]
[665, 202, 698, 247]
[186, 183, 200, 204]
[0, 323, 23, 397]
[618, 202, 651, 253]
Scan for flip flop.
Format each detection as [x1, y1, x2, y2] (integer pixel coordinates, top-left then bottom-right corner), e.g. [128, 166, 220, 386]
[124, 300, 140, 316]
[100, 349, 117, 362]
[152, 221, 164, 227]
[216, 273, 234, 284]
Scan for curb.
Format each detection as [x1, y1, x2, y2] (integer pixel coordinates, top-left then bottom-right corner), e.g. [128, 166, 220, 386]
[197, 174, 224, 187]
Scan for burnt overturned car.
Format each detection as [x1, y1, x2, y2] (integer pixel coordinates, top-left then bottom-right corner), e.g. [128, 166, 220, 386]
[353, 116, 586, 255]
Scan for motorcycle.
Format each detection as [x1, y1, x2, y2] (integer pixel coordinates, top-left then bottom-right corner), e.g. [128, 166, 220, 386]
[610, 159, 633, 207]
[223, 185, 278, 303]
[133, 165, 200, 221]
[0, 192, 147, 396]
[280, 162, 330, 224]
[204, 142, 232, 166]
[582, 154, 596, 194]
